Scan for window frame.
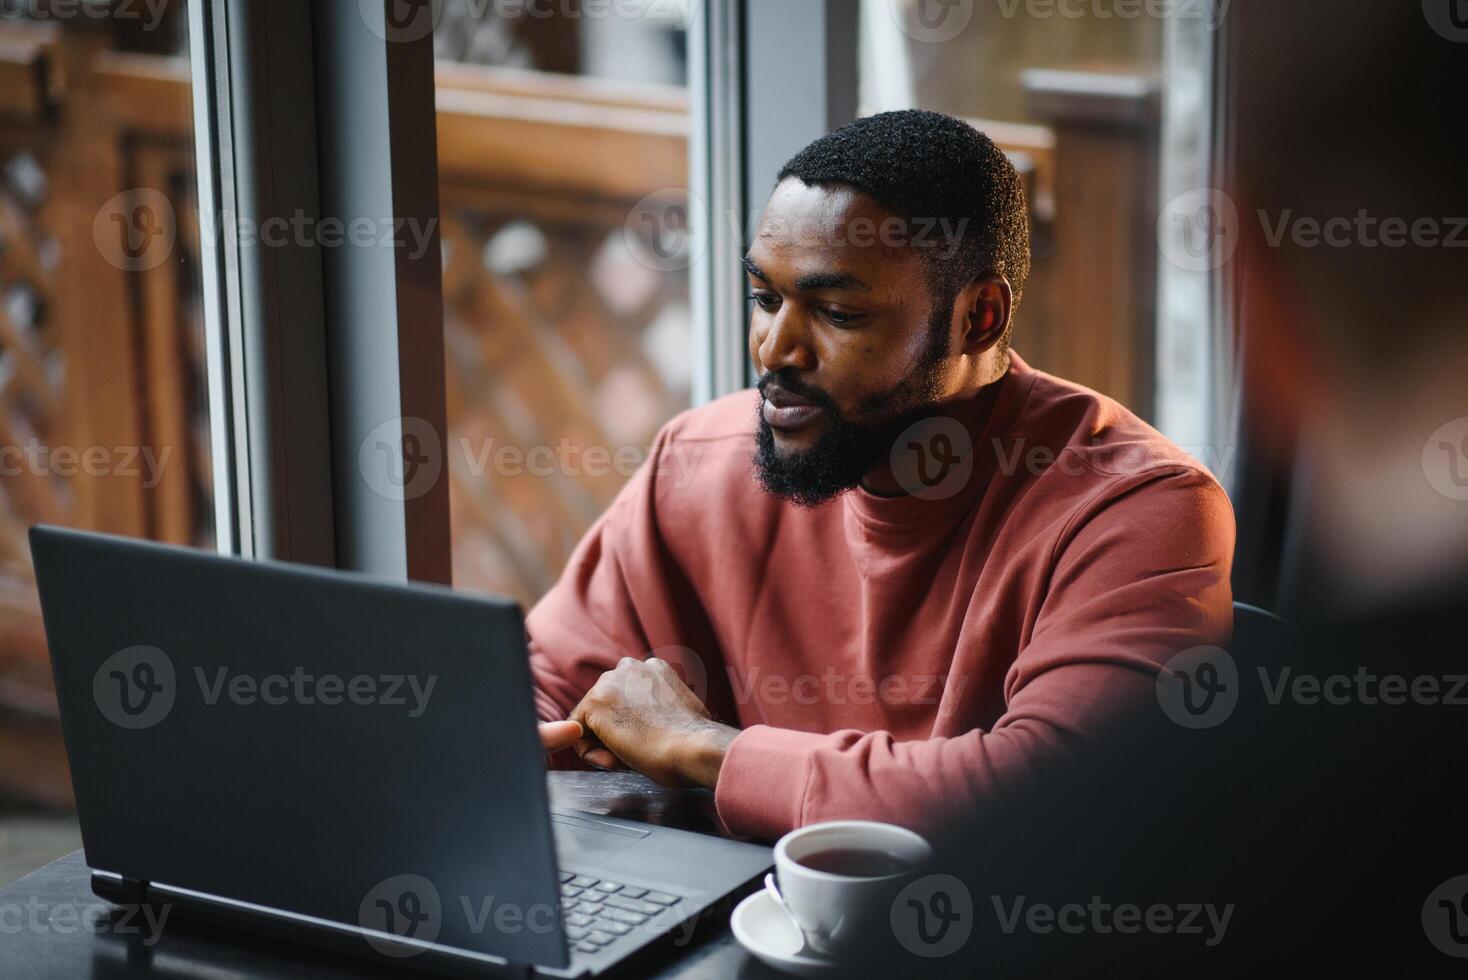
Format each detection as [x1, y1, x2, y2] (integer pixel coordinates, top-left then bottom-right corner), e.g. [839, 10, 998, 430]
[188, 0, 450, 583]
[689, 0, 858, 402]
[1153, 8, 1233, 466]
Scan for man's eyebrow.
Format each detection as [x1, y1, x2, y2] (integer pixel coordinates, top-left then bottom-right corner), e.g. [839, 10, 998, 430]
[741, 257, 871, 294]
[794, 271, 870, 293]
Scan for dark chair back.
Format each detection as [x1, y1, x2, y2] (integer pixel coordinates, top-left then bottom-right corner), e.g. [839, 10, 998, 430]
[1233, 600, 1291, 655]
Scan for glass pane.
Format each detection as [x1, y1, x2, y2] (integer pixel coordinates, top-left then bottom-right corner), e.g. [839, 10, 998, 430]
[0, 8, 213, 828]
[433, 2, 693, 606]
[862, 0, 1171, 422]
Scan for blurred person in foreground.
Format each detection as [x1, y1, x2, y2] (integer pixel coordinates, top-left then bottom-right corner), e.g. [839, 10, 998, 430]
[864, 3, 1468, 976]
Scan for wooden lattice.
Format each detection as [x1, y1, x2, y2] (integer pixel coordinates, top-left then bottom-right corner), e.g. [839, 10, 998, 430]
[441, 200, 692, 606]
[0, 25, 215, 804]
[0, 141, 61, 683]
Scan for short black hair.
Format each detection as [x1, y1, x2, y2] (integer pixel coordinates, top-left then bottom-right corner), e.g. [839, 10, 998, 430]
[776, 109, 1031, 353]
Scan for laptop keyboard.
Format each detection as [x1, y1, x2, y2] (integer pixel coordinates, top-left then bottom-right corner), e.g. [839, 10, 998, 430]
[558, 872, 683, 956]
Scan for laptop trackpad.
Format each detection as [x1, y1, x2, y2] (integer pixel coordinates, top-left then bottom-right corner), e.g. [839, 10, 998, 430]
[551, 809, 650, 864]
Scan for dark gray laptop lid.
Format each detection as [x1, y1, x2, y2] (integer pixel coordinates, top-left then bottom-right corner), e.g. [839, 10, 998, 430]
[30, 525, 568, 969]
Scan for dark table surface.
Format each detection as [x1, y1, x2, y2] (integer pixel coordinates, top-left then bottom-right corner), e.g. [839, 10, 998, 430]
[0, 772, 785, 980]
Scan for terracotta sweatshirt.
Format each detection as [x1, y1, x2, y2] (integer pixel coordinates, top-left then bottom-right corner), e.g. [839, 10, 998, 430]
[526, 353, 1235, 839]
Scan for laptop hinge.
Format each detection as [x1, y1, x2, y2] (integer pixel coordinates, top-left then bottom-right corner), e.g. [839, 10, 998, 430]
[117, 877, 149, 904]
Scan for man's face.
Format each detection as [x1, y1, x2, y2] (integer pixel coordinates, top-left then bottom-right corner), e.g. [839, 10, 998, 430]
[746, 180, 957, 506]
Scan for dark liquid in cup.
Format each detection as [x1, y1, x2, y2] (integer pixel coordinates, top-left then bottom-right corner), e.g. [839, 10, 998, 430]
[797, 847, 912, 878]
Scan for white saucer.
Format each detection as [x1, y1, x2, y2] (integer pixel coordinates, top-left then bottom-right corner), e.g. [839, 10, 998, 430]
[730, 890, 842, 976]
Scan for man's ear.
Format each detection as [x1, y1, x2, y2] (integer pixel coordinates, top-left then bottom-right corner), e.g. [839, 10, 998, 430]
[954, 275, 1013, 356]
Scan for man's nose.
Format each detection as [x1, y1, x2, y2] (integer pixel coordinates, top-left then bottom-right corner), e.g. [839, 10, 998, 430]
[755, 309, 816, 374]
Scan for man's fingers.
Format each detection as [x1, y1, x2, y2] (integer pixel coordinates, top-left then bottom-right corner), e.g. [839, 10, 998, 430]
[539, 720, 583, 753]
[572, 732, 624, 772]
[583, 747, 622, 771]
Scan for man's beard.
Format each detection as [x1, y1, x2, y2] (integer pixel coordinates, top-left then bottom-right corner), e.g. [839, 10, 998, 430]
[753, 311, 951, 508]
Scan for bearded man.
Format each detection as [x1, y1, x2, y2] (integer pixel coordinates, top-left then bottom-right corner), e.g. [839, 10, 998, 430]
[529, 109, 1234, 839]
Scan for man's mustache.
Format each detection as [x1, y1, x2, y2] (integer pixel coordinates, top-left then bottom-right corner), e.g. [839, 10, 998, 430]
[756, 372, 841, 415]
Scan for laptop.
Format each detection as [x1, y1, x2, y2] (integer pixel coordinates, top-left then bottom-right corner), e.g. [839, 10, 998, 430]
[30, 525, 772, 977]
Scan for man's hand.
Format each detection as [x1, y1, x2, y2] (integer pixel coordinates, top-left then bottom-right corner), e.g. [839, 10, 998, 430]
[538, 713, 629, 771]
[568, 657, 738, 788]
[539, 719, 583, 753]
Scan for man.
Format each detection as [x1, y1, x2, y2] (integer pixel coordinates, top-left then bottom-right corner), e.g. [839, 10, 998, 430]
[533, 110, 1234, 839]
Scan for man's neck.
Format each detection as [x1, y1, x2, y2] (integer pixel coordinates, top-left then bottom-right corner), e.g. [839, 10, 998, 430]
[860, 374, 1007, 499]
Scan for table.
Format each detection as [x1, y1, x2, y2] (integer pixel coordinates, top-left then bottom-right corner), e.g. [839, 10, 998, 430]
[0, 773, 783, 979]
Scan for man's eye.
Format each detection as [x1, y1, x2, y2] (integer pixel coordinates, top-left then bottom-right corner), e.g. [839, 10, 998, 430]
[820, 308, 861, 326]
[748, 293, 780, 312]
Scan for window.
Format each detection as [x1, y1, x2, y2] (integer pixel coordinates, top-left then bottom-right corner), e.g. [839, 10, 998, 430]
[861, 0, 1225, 454]
[0, 7, 215, 805]
[431, 2, 696, 606]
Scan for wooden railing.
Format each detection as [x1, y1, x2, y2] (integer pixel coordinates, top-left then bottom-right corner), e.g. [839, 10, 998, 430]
[0, 25, 1159, 808]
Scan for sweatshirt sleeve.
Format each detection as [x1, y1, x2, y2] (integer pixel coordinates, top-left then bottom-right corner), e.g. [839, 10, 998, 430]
[525, 422, 683, 726]
[713, 467, 1236, 839]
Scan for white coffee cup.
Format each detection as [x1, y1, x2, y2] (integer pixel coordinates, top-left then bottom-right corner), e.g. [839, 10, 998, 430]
[772, 820, 933, 959]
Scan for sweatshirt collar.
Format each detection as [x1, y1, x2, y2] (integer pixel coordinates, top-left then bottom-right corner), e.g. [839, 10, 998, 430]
[844, 351, 1038, 529]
